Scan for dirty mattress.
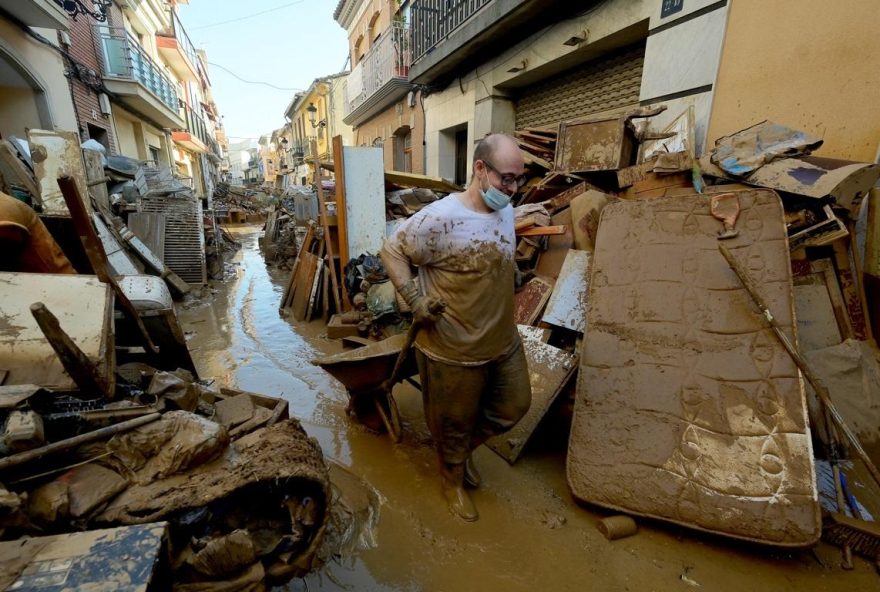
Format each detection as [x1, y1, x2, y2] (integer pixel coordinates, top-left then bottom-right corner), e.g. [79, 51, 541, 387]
[566, 189, 821, 546]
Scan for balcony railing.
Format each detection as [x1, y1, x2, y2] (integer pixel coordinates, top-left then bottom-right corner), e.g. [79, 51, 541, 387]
[411, 0, 491, 62]
[94, 25, 179, 111]
[169, 9, 199, 70]
[344, 22, 411, 117]
[180, 103, 209, 147]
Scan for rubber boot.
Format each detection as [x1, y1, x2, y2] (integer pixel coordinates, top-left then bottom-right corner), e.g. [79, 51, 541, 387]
[441, 463, 478, 522]
[464, 455, 481, 488]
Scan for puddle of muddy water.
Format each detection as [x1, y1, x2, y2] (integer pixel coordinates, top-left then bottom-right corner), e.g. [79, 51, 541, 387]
[178, 226, 876, 592]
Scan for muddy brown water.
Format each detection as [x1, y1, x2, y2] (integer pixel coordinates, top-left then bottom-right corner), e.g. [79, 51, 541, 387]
[178, 226, 874, 591]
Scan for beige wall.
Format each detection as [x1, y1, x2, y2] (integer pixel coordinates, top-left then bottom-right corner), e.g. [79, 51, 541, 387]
[347, 0, 394, 64]
[113, 113, 139, 158]
[708, 0, 880, 161]
[0, 21, 77, 134]
[355, 94, 425, 174]
[0, 86, 42, 139]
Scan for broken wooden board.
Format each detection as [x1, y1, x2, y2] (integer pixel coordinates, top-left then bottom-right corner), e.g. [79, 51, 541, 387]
[516, 225, 566, 237]
[567, 189, 821, 546]
[384, 170, 461, 194]
[513, 276, 554, 326]
[542, 249, 591, 333]
[291, 251, 320, 322]
[0, 523, 168, 591]
[0, 273, 114, 390]
[486, 325, 577, 464]
[27, 129, 90, 217]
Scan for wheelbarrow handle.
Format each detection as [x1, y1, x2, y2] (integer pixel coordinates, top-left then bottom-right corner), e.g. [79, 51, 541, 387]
[384, 299, 446, 391]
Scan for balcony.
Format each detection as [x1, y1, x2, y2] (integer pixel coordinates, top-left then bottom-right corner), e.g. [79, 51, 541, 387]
[157, 10, 199, 81]
[94, 25, 183, 128]
[0, 0, 68, 30]
[343, 22, 412, 127]
[409, 0, 575, 85]
[172, 104, 209, 153]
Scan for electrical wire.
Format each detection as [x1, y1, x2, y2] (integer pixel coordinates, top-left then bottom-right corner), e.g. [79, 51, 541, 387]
[207, 62, 303, 91]
[189, 0, 306, 30]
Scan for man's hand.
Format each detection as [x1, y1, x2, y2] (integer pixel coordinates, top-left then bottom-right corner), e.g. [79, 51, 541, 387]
[398, 278, 445, 326]
[411, 295, 445, 326]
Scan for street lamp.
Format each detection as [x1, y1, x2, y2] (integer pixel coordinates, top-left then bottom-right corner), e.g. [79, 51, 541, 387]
[307, 103, 317, 128]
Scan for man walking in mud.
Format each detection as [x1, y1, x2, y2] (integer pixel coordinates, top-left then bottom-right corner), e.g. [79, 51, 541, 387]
[381, 133, 531, 521]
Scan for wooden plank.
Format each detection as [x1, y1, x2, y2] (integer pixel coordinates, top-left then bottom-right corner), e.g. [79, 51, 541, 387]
[832, 239, 869, 340]
[291, 251, 320, 321]
[810, 259, 854, 341]
[82, 149, 111, 217]
[332, 137, 352, 312]
[516, 225, 567, 237]
[514, 130, 556, 146]
[128, 212, 167, 257]
[793, 277, 843, 352]
[384, 170, 462, 193]
[314, 156, 343, 315]
[486, 325, 577, 464]
[514, 275, 554, 325]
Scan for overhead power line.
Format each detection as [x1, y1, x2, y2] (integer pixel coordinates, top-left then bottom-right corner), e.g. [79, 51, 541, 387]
[190, 0, 306, 30]
[208, 62, 303, 91]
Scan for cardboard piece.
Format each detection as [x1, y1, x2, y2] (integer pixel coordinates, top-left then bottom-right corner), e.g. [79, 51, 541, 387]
[567, 189, 821, 546]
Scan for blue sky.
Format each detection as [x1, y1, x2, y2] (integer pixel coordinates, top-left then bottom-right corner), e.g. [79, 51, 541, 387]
[178, 0, 349, 142]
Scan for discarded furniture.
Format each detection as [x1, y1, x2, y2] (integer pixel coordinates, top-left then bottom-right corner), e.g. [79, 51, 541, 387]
[567, 188, 821, 546]
[0, 273, 114, 392]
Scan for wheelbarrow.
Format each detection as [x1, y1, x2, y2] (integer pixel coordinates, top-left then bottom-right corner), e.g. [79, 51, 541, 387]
[312, 332, 418, 442]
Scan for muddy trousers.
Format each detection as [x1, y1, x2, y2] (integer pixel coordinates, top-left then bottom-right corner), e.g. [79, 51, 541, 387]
[416, 340, 531, 467]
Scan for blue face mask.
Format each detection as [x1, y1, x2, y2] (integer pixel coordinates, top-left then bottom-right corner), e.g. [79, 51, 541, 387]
[479, 175, 512, 211]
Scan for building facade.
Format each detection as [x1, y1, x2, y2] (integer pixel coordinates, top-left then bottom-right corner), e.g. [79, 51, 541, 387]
[283, 73, 354, 185]
[82, 0, 225, 199]
[407, 0, 880, 183]
[334, 0, 424, 174]
[0, 0, 78, 140]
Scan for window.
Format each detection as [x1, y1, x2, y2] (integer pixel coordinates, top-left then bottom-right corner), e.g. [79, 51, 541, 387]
[148, 145, 161, 164]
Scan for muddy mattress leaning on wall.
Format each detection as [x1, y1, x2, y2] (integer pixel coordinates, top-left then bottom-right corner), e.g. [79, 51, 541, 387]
[567, 188, 821, 546]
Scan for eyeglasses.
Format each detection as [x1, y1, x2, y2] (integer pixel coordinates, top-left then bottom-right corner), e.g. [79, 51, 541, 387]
[482, 160, 528, 190]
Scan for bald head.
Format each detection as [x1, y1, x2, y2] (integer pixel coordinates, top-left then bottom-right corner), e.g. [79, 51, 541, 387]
[473, 133, 520, 169]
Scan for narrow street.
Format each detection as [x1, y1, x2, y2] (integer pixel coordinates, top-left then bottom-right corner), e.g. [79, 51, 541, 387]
[179, 226, 875, 591]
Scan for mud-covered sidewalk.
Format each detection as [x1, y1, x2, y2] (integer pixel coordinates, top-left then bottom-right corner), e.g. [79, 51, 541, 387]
[178, 226, 875, 591]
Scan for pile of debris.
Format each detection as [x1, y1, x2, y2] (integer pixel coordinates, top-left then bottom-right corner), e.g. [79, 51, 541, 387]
[0, 129, 332, 588]
[313, 108, 880, 562]
[214, 183, 270, 224]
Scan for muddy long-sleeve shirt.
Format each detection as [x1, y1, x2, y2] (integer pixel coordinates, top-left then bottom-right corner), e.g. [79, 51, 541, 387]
[383, 194, 518, 366]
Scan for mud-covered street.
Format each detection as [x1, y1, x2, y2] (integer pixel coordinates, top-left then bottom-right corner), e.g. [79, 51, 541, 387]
[177, 226, 876, 591]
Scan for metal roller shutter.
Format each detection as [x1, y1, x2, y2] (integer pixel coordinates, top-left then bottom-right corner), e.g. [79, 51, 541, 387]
[515, 43, 646, 130]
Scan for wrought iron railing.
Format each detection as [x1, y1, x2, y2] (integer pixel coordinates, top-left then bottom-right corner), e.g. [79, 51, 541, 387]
[93, 25, 179, 111]
[344, 22, 411, 117]
[180, 103, 209, 147]
[169, 9, 199, 70]
[411, 0, 492, 63]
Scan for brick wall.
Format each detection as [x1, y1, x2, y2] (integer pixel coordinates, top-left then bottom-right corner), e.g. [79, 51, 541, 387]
[62, 13, 118, 154]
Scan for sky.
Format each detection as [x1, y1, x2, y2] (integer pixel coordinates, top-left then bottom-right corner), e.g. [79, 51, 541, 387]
[178, 0, 349, 143]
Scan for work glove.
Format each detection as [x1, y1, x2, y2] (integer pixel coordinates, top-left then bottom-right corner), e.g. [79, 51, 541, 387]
[398, 278, 445, 326]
